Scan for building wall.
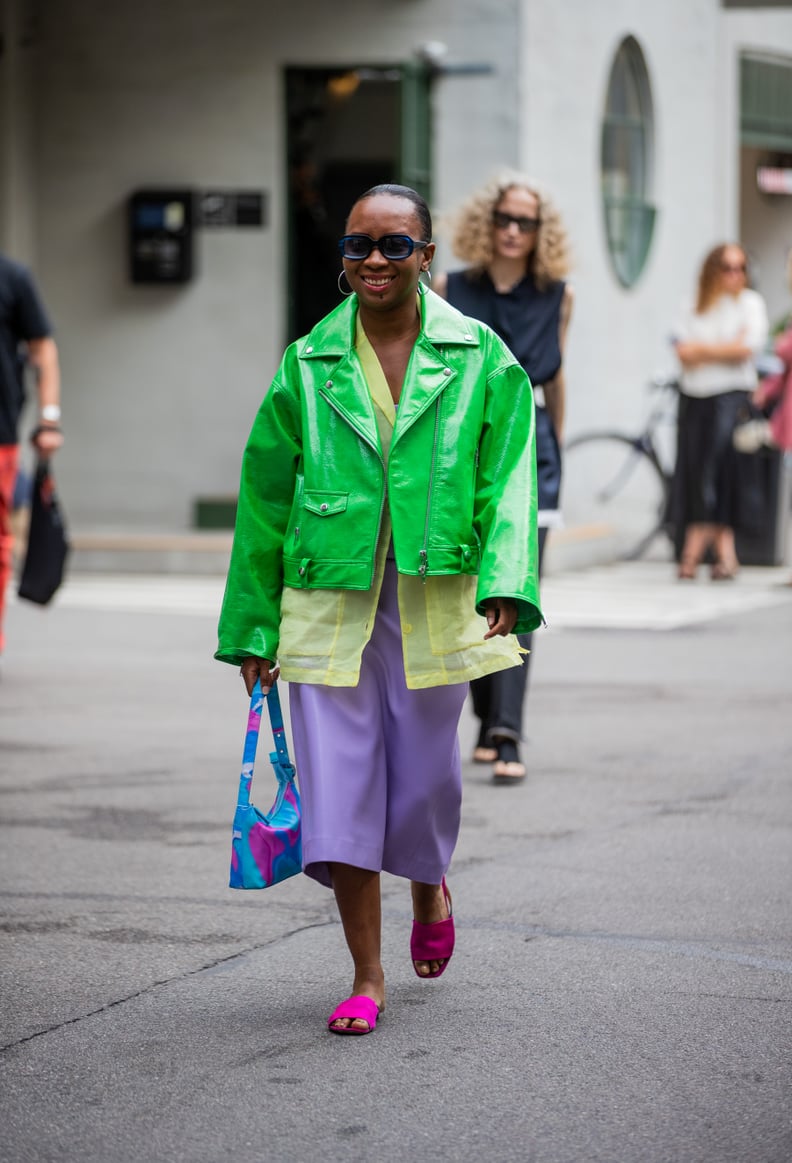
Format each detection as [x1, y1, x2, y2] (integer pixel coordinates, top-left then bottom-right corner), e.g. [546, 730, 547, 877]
[741, 145, 792, 328]
[32, 0, 522, 530]
[724, 9, 792, 326]
[18, 0, 792, 536]
[0, 0, 37, 261]
[516, 0, 725, 436]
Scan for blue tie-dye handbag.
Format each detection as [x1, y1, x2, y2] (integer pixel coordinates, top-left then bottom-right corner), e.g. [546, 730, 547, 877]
[229, 680, 303, 890]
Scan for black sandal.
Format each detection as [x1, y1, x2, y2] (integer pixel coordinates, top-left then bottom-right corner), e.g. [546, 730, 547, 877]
[492, 738, 526, 782]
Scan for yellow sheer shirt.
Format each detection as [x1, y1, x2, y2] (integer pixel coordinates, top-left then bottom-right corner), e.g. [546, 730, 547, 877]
[276, 317, 524, 689]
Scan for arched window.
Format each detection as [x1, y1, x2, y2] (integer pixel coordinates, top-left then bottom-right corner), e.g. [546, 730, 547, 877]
[601, 36, 656, 288]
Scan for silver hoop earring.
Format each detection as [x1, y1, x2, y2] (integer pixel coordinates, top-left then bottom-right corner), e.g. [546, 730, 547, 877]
[420, 267, 432, 286]
[337, 270, 353, 297]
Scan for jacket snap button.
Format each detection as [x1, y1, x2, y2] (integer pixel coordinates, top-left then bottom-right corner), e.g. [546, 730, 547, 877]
[320, 503, 328, 511]
[325, 380, 333, 388]
[306, 345, 313, 353]
[298, 566, 305, 576]
[443, 367, 451, 376]
[464, 333, 472, 340]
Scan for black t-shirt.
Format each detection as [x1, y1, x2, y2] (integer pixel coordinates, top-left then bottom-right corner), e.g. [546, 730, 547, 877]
[0, 254, 53, 445]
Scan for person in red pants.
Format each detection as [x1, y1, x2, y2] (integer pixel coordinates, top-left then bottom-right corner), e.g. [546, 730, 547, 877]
[0, 252, 62, 656]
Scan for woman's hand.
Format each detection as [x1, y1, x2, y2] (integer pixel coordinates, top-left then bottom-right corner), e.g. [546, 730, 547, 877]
[482, 598, 518, 639]
[240, 657, 280, 696]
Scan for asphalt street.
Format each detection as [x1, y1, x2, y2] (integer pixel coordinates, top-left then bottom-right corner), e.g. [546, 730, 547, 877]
[1, 562, 791, 1163]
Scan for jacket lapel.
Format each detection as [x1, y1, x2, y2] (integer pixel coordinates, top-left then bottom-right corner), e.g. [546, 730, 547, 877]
[298, 299, 381, 456]
[393, 290, 480, 441]
[393, 343, 456, 437]
[318, 353, 382, 456]
[298, 290, 480, 451]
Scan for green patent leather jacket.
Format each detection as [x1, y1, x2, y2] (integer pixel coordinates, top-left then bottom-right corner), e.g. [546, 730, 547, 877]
[216, 288, 542, 666]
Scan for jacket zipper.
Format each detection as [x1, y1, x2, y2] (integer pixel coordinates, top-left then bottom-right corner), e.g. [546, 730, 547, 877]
[419, 398, 442, 579]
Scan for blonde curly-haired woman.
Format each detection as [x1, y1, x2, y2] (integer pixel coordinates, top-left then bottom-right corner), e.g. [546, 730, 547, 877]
[434, 173, 573, 782]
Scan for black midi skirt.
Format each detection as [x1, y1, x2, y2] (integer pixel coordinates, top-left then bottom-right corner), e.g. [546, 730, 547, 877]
[668, 389, 763, 531]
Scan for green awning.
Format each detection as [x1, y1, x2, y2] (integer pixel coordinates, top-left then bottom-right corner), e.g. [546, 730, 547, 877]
[740, 54, 792, 151]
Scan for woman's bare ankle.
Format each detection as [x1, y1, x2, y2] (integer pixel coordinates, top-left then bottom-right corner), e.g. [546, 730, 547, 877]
[411, 880, 448, 924]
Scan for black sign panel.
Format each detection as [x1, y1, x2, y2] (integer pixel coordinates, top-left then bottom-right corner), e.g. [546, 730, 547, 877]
[199, 191, 267, 228]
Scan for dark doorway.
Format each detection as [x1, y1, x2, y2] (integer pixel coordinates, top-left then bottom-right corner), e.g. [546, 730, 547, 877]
[285, 65, 431, 342]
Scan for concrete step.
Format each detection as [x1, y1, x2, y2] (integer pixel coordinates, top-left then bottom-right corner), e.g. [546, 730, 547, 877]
[65, 524, 654, 577]
[68, 531, 233, 575]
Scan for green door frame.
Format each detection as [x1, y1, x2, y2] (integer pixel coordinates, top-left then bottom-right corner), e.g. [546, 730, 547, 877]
[400, 59, 433, 203]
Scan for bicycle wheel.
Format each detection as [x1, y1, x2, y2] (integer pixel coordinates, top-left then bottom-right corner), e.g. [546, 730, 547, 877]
[562, 432, 671, 560]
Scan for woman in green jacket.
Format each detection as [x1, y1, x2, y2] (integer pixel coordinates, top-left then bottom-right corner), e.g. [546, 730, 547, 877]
[217, 185, 542, 1035]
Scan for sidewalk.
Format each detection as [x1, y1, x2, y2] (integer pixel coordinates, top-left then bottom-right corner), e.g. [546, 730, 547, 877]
[17, 554, 792, 631]
[1, 559, 791, 1162]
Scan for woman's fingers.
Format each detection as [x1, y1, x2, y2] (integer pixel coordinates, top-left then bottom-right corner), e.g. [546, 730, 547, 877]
[239, 657, 279, 695]
[482, 599, 518, 638]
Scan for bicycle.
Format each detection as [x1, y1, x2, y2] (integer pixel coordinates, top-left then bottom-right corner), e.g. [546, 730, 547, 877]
[562, 376, 680, 561]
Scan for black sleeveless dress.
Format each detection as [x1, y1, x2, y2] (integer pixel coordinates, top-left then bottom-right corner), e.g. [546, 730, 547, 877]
[445, 269, 565, 522]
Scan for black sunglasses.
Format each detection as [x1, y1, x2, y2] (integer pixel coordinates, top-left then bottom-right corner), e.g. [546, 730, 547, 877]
[492, 211, 541, 234]
[338, 234, 429, 261]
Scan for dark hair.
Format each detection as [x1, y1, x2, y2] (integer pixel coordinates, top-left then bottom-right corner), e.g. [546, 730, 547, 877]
[349, 184, 433, 241]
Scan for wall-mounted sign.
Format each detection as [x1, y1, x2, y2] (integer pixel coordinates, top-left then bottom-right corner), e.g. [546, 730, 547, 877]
[199, 191, 267, 227]
[757, 166, 792, 195]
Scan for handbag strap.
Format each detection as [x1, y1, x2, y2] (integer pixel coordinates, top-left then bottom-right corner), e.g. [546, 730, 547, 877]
[264, 681, 293, 775]
[237, 679, 295, 810]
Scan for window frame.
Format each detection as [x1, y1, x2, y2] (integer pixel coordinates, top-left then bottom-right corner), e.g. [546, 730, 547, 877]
[601, 36, 657, 289]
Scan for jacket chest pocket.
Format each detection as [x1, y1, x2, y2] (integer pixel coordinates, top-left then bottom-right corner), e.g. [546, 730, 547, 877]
[303, 491, 349, 517]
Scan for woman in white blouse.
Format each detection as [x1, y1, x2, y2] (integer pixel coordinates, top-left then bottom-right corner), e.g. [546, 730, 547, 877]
[671, 243, 769, 580]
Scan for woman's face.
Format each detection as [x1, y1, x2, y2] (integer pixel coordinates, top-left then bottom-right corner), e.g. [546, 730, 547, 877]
[491, 187, 541, 263]
[718, 245, 747, 297]
[342, 193, 435, 313]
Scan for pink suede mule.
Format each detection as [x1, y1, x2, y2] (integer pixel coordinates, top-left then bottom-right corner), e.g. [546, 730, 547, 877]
[410, 878, 455, 979]
[327, 995, 380, 1035]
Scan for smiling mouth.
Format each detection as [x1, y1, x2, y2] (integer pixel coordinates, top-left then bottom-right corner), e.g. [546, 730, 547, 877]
[361, 275, 395, 289]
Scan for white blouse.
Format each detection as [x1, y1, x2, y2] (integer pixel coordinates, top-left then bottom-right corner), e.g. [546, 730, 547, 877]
[674, 289, 769, 398]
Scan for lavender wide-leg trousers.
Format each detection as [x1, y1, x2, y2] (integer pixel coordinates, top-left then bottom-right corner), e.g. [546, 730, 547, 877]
[288, 561, 468, 889]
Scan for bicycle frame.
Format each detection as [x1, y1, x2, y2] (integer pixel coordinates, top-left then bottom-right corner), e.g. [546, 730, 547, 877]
[563, 378, 680, 560]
